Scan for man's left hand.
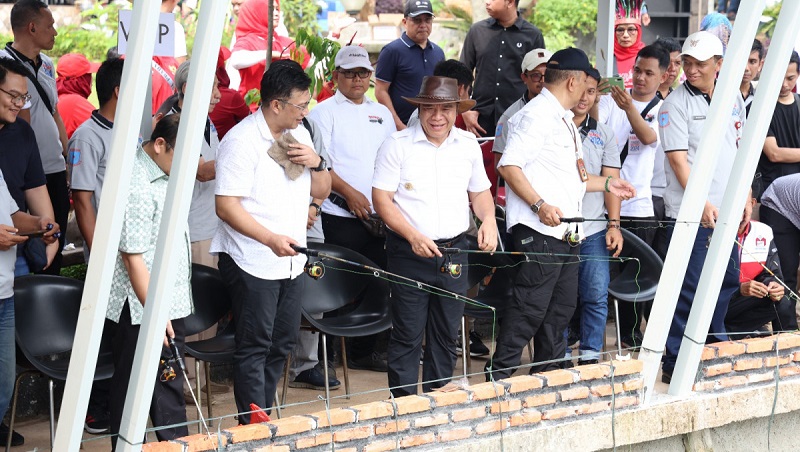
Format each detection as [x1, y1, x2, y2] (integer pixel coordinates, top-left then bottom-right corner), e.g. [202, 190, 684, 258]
[767, 281, 785, 303]
[39, 218, 59, 245]
[477, 220, 498, 252]
[287, 143, 321, 168]
[606, 227, 623, 257]
[608, 178, 636, 200]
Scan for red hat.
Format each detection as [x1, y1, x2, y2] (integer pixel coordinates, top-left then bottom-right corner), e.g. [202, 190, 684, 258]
[57, 53, 100, 78]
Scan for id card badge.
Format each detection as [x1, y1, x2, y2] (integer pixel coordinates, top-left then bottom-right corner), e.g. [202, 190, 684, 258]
[576, 158, 590, 182]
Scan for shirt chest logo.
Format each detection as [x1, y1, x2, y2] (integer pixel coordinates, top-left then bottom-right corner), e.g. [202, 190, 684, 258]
[369, 115, 384, 124]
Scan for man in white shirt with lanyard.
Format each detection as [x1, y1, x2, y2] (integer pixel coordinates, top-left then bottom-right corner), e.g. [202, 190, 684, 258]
[486, 48, 635, 380]
[212, 60, 331, 423]
[373, 76, 496, 397]
[597, 44, 668, 350]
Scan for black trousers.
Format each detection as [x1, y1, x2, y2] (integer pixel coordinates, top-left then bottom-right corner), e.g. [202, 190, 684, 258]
[616, 216, 658, 342]
[651, 196, 669, 260]
[488, 226, 580, 380]
[109, 303, 187, 450]
[725, 293, 787, 339]
[760, 205, 799, 330]
[322, 213, 388, 360]
[218, 253, 302, 424]
[38, 170, 69, 275]
[386, 232, 468, 397]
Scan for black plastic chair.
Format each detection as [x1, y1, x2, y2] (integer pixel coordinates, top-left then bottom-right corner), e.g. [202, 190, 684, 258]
[9, 275, 114, 451]
[607, 228, 664, 356]
[182, 264, 235, 427]
[295, 244, 391, 401]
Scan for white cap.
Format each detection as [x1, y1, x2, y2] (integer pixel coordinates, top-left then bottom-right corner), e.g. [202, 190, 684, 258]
[334, 45, 374, 71]
[521, 48, 553, 72]
[681, 31, 723, 61]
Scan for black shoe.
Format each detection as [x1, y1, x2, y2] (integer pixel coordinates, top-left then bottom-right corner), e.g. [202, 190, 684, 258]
[348, 351, 388, 372]
[289, 368, 341, 390]
[0, 423, 24, 447]
[578, 359, 599, 365]
[661, 368, 672, 384]
[457, 330, 490, 357]
[620, 333, 644, 351]
[84, 412, 110, 434]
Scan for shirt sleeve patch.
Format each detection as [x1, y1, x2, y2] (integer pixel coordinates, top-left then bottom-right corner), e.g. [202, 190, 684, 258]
[68, 148, 81, 166]
[658, 111, 670, 128]
[495, 123, 503, 137]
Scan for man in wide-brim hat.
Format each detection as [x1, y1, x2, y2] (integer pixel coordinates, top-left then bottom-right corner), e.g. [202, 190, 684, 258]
[372, 75, 496, 397]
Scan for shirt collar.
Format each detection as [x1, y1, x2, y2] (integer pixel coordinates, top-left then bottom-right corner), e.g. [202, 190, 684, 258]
[488, 14, 523, 30]
[539, 87, 573, 121]
[400, 32, 422, 49]
[743, 83, 755, 100]
[4, 43, 40, 72]
[684, 80, 713, 104]
[410, 122, 457, 147]
[91, 110, 113, 130]
[137, 145, 168, 183]
[334, 89, 372, 105]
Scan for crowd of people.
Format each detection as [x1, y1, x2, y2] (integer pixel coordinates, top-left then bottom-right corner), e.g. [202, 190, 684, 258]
[0, 0, 798, 448]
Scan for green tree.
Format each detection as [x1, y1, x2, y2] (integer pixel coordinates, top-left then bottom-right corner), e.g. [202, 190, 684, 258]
[282, 0, 321, 36]
[531, 0, 597, 51]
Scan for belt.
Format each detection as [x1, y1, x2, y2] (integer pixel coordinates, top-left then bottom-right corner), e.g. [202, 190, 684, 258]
[387, 230, 465, 248]
[328, 193, 350, 211]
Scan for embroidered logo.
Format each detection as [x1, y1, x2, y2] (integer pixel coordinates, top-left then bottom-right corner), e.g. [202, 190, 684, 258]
[658, 111, 670, 127]
[689, 39, 699, 47]
[404, 182, 414, 190]
[495, 123, 503, 137]
[368, 115, 384, 124]
[755, 237, 766, 247]
[586, 130, 603, 147]
[68, 148, 81, 166]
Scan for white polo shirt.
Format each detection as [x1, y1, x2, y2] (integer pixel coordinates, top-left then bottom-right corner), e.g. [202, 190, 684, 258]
[373, 123, 490, 240]
[578, 117, 620, 237]
[307, 91, 396, 218]
[598, 93, 662, 217]
[211, 112, 313, 280]
[499, 87, 586, 240]
[658, 82, 746, 218]
[0, 170, 18, 299]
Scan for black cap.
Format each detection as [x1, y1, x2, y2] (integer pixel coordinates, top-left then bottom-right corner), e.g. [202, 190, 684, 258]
[546, 47, 593, 74]
[405, 0, 434, 17]
[586, 67, 601, 82]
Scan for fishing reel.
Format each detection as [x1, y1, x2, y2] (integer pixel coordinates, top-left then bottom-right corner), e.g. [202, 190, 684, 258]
[440, 255, 462, 279]
[563, 224, 583, 247]
[304, 260, 325, 280]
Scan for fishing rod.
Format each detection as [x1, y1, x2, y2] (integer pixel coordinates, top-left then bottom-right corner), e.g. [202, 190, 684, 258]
[734, 238, 800, 305]
[290, 245, 494, 311]
[167, 336, 212, 438]
[558, 216, 707, 225]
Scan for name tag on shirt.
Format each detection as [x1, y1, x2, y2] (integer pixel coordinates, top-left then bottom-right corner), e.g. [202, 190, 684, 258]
[692, 115, 706, 120]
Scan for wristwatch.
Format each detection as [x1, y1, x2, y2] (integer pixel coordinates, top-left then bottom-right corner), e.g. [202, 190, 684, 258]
[530, 199, 545, 214]
[309, 202, 321, 217]
[311, 156, 327, 172]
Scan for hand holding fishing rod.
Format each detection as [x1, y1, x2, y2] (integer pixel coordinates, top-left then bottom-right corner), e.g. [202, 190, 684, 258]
[167, 336, 212, 437]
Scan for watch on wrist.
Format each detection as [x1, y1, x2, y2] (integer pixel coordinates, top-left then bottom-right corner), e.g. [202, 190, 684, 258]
[530, 199, 545, 214]
[311, 156, 327, 172]
[309, 202, 321, 217]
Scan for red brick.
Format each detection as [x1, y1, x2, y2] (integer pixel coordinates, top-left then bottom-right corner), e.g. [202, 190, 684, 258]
[712, 341, 747, 357]
[693, 381, 718, 392]
[424, 390, 469, 407]
[362, 440, 397, 452]
[489, 399, 522, 414]
[576, 401, 611, 415]
[228, 423, 273, 443]
[741, 337, 775, 353]
[794, 352, 800, 362]
[733, 358, 763, 371]
[541, 407, 577, 420]
[747, 371, 776, 384]
[374, 420, 410, 435]
[589, 383, 623, 397]
[701, 346, 717, 361]
[296, 433, 333, 449]
[269, 416, 315, 437]
[333, 425, 372, 442]
[351, 401, 394, 421]
[451, 406, 487, 422]
[765, 355, 792, 367]
[703, 363, 733, 377]
[613, 396, 640, 408]
[777, 333, 800, 350]
[609, 359, 643, 376]
[523, 392, 557, 407]
[391, 395, 431, 415]
[560, 386, 591, 401]
[623, 378, 644, 392]
[475, 418, 508, 435]
[779, 366, 800, 378]
[142, 442, 183, 452]
[469, 381, 506, 401]
[308, 408, 355, 427]
[576, 363, 610, 381]
[509, 410, 543, 427]
[438, 427, 473, 443]
[182, 433, 228, 452]
[253, 446, 291, 452]
[503, 375, 544, 393]
[718, 375, 749, 388]
[539, 369, 576, 387]
[399, 433, 436, 448]
[414, 413, 449, 428]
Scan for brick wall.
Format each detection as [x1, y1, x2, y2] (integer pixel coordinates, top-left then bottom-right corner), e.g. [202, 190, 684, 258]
[143, 360, 644, 452]
[693, 332, 800, 392]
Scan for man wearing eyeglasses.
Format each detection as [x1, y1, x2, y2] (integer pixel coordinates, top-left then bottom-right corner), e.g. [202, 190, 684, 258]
[375, 0, 445, 130]
[306, 46, 396, 374]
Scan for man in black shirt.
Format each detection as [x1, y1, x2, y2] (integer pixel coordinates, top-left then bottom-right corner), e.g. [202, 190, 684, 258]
[459, 0, 544, 137]
[759, 50, 800, 329]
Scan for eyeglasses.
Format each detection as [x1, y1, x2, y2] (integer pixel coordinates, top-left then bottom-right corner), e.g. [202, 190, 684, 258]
[524, 71, 545, 82]
[339, 69, 372, 79]
[0, 87, 32, 106]
[615, 26, 638, 35]
[279, 99, 310, 112]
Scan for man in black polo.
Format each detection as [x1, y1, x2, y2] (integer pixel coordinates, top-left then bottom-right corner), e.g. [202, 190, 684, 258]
[460, 0, 545, 137]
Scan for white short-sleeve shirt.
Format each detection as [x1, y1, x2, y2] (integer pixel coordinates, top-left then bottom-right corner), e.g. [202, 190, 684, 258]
[372, 124, 491, 240]
[211, 112, 313, 280]
[578, 118, 620, 237]
[499, 88, 586, 240]
[307, 91, 396, 218]
[0, 170, 18, 299]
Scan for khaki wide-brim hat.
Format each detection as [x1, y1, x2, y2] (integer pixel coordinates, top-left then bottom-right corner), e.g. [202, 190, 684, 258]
[402, 76, 476, 114]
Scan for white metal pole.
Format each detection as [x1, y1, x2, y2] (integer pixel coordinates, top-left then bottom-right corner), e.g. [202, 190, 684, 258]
[670, 0, 800, 396]
[116, 1, 228, 449]
[595, 0, 615, 77]
[52, 0, 162, 450]
[637, 0, 766, 403]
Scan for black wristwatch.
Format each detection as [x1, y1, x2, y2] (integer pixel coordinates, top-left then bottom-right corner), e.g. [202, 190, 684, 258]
[309, 202, 321, 217]
[311, 156, 327, 172]
[530, 199, 545, 214]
